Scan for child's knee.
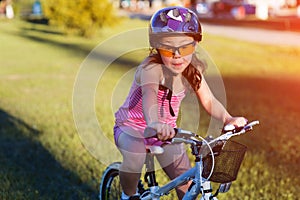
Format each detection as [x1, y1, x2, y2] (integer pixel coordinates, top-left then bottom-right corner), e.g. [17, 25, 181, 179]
[121, 154, 145, 173]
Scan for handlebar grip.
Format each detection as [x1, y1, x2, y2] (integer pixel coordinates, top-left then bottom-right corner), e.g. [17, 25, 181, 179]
[222, 120, 260, 134]
[144, 127, 179, 139]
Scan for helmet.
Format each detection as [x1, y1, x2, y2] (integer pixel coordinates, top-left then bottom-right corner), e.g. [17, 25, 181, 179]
[149, 6, 202, 47]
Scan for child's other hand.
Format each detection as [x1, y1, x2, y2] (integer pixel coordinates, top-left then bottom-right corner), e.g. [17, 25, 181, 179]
[225, 117, 248, 128]
[148, 122, 176, 141]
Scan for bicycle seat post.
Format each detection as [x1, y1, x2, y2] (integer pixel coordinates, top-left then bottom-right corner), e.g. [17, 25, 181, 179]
[144, 151, 158, 188]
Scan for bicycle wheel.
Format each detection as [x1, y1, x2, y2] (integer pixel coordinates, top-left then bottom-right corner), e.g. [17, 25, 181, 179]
[99, 162, 122, 200]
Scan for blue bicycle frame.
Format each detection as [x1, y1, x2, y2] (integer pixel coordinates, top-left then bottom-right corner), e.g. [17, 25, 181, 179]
[140, 155, 215, 200]
[139, 133, 215, 200]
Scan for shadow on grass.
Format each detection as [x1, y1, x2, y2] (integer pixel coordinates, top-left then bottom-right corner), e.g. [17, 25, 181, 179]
[17, 24, 144, 68]
[25, 18, 49, 26]
[17, 26, 90, 57]
[21, 26, 63, 36]
[0, 109, 96, 199]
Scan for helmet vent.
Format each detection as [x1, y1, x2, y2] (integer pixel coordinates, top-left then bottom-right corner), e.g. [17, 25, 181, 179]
[159, 12, 167, 23]
[173, 8, 180, 17]
[184, 13, 191, 22]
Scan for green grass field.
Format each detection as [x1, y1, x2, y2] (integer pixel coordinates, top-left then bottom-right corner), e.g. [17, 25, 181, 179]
[0, 17, 299, 199]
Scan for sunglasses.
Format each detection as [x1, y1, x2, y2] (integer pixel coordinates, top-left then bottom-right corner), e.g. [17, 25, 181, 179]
[157, 41, 196, 57]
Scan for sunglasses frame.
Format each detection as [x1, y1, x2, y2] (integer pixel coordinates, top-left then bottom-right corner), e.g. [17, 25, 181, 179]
[157, 41, 196, 57]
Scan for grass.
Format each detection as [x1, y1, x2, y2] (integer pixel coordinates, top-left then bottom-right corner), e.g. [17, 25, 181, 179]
[0, 17, 299, 199]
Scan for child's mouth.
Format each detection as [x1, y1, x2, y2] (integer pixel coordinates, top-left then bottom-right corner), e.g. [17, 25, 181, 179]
[172, 63, 183, 68]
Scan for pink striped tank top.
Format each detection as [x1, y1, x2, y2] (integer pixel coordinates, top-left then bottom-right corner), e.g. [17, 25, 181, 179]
[114, 79, 186, 145]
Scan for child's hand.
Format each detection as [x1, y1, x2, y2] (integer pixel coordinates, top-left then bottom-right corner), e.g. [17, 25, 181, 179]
[148, 122, 176, 141]
[225, 117, 248, 128]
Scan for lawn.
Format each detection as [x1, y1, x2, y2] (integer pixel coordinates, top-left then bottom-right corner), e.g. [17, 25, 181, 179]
[0, 17, 299, 199]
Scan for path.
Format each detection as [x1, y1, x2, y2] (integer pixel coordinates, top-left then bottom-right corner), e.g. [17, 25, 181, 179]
[202, 23, 300, 47]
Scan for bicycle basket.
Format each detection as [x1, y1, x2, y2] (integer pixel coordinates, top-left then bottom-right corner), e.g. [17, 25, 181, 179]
[202, 140, 247, 183]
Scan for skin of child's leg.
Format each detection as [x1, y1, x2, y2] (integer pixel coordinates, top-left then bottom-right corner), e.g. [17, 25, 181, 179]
[156, 143, 192, 199]
[117, 130, 147, 196]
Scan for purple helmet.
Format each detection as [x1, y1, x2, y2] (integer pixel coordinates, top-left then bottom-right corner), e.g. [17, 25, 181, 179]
[149, 6, 202, 47]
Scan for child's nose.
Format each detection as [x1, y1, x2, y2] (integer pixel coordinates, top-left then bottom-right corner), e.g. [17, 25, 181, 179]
[173, 49, 181, 57]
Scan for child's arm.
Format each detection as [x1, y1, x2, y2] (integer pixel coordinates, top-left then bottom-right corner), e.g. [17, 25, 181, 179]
[140, 63, 160, 124]
[196, 77, 247, 127]
[139, 64, 176, 140]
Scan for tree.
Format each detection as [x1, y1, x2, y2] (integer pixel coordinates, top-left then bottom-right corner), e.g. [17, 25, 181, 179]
[41, 0, 117, 37]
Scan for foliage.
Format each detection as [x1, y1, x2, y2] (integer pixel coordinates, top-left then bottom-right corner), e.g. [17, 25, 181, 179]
[0, 19, 299, 199]
[41, 0, 117, 37]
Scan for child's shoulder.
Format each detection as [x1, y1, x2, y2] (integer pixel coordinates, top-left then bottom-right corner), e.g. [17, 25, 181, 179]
[135, 58, 163, 84]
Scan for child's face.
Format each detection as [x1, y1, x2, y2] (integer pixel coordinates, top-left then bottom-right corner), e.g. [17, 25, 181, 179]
[157, 35, 195, 75]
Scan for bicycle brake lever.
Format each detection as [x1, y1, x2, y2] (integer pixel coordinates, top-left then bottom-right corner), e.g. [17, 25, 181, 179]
[175, 128, 195, 138]
[244, 120, 260, 131]
[171, 138, 196, 145]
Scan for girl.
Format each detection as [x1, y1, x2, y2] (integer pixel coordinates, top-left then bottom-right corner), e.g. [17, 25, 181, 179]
[114, 6, 247, 200]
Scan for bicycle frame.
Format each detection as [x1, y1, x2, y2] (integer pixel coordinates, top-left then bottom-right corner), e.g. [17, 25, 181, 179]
[140, 120, 259, 200]
[142, 163, 203, 200]
[140, 140, 215, 200]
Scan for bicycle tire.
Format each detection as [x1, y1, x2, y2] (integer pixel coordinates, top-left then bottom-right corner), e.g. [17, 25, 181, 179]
[99, 162, 122, 200]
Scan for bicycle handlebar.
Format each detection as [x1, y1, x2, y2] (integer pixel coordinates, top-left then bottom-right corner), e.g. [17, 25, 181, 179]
[211, 120, 260, 143]
[143, 121, 259, 184]
[144, 120, 260, 145]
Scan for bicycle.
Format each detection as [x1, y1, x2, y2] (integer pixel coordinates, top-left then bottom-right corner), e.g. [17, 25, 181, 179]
[99, 121, 259, 200]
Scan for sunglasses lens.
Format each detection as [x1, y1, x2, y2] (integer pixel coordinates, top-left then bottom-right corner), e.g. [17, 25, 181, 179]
[158, 49, 173, 57]
[179, 44, 195, 56]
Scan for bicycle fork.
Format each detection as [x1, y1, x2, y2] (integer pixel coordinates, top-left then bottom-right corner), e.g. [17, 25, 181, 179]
[200, 181, 218, 200]
[183, 151, 218, 200]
